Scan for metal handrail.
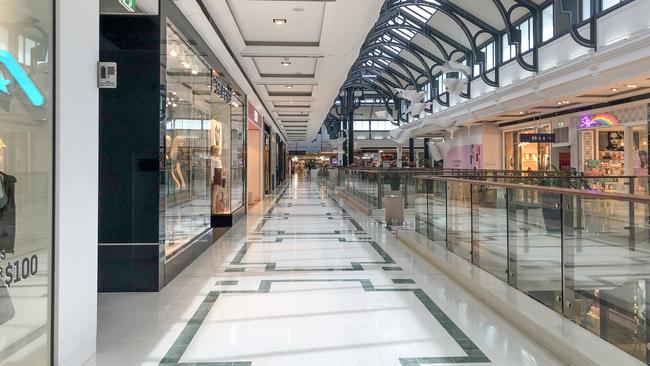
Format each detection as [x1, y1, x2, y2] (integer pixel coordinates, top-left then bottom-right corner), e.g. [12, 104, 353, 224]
[416, 175, 650, 203]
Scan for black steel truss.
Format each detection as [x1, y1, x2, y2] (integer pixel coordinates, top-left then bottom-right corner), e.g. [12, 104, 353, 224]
[322, 0, 624, 140]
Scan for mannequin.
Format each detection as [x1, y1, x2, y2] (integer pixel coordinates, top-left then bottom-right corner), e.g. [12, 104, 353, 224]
[170, 135, 186, 190]
[209, 145, 227, 213]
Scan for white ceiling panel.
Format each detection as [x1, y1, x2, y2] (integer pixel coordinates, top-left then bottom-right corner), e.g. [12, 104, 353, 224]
[253, 57, 317, 75]
[227, 0, 326, 45]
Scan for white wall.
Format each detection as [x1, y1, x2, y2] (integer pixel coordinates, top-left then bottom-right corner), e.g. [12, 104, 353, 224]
[481, 122, 501, 170]
[55, 0, 99, 365]
[247, 130, 262, 203]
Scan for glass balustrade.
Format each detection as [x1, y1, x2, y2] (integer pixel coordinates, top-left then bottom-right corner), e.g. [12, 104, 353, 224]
[415, 176, 650, 363]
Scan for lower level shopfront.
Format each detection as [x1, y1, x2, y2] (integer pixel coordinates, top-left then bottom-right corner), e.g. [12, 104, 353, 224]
[498, 101, 650, 186]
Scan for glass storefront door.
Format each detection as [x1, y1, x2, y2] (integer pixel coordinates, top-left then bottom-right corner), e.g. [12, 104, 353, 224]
[0, 1, 53, 364]
[504, 126, 551, 171]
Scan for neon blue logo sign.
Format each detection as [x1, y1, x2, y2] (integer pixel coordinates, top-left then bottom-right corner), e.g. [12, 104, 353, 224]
[0, 50, 45, 107]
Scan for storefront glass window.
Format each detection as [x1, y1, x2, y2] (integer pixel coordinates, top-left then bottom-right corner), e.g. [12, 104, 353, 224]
[161, 24, 212, 258]
[230, 97, 245, 212]
[0, 1, 53, 364]
[504, 126, 551, 171]
[630, 124, 648, 177]
[209, 81, 232, 215]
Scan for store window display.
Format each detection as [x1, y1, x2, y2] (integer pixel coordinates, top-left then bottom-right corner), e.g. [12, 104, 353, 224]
[504, 126, 551, 171]
[0, 1, 53, 364]
[161, 24, 213, 258]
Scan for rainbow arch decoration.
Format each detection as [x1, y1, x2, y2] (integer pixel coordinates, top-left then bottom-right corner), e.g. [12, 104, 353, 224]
[579, 113, 621, 129]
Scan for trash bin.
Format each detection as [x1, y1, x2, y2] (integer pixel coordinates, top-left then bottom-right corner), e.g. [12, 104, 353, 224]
[384, 194, 404, 226]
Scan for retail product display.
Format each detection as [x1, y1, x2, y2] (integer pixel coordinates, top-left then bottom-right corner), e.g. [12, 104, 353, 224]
[0, 172, 16, 253]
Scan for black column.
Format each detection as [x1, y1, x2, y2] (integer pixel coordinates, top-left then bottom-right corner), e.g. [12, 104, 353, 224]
[342, 117, 348, 166]
[409, 138, 415, 165]
[347, 87, 355, 166]
[424, 138, 430, 161]
[99, 14, 162, 292]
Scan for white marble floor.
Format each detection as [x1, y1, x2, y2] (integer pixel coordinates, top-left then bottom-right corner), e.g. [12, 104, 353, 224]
[91, 178, 562, 366]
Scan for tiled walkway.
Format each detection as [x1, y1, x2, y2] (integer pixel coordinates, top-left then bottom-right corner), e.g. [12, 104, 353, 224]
[92, 178, 562, 366]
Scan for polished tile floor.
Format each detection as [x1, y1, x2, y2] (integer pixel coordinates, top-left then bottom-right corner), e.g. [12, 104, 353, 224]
[92, 178, 562, 366]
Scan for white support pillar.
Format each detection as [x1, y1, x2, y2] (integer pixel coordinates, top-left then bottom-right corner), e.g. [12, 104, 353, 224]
[55, 0, 99, 364]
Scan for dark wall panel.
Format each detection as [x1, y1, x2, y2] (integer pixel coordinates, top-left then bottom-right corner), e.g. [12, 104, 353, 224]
[99, 15, 161, 244]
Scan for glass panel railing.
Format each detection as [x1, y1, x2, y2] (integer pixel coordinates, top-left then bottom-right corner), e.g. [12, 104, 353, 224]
[472, 184, 508, 281]
[508, 187, 563, 313]
[447, 181, 472, 261]
[410, 175, 650, 363]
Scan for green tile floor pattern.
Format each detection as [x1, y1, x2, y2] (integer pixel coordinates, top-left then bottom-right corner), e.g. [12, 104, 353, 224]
[159, 279, 490, 365]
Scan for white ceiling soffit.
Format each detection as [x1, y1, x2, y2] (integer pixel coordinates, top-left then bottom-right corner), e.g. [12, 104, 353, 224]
[171, 0, 289, 141]
[199, 0, 384, 142]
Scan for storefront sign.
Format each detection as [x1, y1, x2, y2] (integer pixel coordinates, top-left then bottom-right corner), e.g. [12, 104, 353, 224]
[212, 76, 232, 103]
[519, 133, 556, 143]
[579, 113, 621, 129]
[119, 0, 136, 12]
[0, 50, 45, 106]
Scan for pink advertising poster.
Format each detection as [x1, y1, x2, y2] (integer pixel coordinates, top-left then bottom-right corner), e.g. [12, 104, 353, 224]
[444, 144, 482, 169]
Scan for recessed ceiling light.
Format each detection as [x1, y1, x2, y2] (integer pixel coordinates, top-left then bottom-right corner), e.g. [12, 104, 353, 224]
[281, 60, 291, 66]
[285, 85, 294, 89]
[557, 100, 571, 105]
[610, 88, 619, 92]
[519, 111, 525, 115]
[289, 101, 294, 104]
[191, 70, 198, 75]
[183, 62, 190, 69]
[627, 84, 638, 88]
[273, 18, 287, 25]
[169, 50, 178, 57]
[172, 103, 177, 107]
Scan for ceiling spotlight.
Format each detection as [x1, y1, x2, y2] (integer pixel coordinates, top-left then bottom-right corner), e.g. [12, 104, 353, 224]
[610, 88, 619, 92]
[285, 85, 294, 89]
[289, 101, 294, 104]
[183, 62, 190, 69]
[519, 111, 526, 115]
[191, 70, 198, 75]
[172, 103, 177, 107]
[273, 18, 287, 25]
[172, 92, 177, 95]
[169, 50, 178, 57]
[281, 59, 291, 66]
[627, 84, 638, 88]
[557, 100, 571, 105]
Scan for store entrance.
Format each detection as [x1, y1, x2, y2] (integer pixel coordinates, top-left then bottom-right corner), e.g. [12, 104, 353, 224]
[505, 126, 551, 171]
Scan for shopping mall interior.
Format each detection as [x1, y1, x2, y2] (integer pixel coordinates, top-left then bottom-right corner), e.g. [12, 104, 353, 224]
[2, 0, 650, 365]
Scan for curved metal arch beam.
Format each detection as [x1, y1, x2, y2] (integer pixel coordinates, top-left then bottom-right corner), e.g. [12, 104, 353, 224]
[558, 0, 597, 50]
[353, 55, 418, 87]
[341, 80, 395, 102]
[361, 37, 435, 74]
[491, 0, 538, 73]
[361, 46, 430, 81]
[349, 60, 412, 88]
[384, 0, 499, 34]
[346, 74, 400, 97]
[365, 24, 451, 62]
[380, 2, 499, 88]
[339, 82, 395, 114]
[358, 41, 432, 81]
[348, 71, 401, 92]
[347, 65, 406, 90]
[364, 26, 447, 64]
